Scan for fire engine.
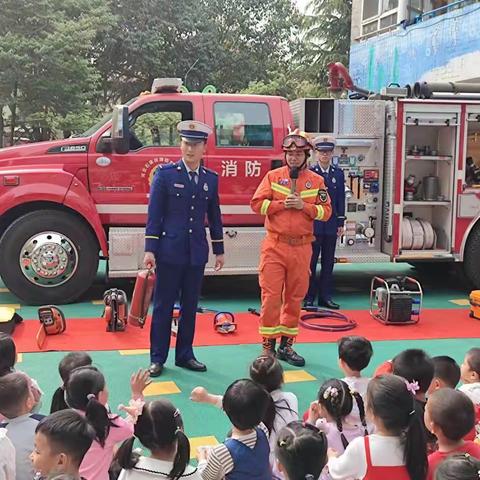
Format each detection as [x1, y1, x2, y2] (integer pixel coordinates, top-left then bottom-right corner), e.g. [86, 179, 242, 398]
[0, 71, 479, 305]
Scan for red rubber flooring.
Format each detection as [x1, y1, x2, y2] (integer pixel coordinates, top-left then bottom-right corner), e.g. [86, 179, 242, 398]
[12, 308, 479, 353]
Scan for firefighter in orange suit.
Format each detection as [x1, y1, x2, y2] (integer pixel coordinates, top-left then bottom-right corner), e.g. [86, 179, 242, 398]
[250, 131, 332, 366]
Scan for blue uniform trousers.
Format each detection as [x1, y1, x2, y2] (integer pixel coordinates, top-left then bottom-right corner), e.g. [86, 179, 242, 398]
[150, 262, 205, 365]
[307, 234, 337, 303]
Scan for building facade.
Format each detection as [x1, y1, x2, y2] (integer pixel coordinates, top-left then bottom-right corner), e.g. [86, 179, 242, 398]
[349, 0, 480, 90]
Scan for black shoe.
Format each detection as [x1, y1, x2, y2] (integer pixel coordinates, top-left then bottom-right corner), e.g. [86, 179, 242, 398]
[148, 363, 163, 377]
[318, 299, 340, 310]
[277, 336, 305, 367]
[277, 346, 306, 367]
[175, 358, 207, 372]
[303, 299, 314, 308]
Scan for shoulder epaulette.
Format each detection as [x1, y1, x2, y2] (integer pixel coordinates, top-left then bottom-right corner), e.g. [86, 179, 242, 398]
[202, 167, 218, 176]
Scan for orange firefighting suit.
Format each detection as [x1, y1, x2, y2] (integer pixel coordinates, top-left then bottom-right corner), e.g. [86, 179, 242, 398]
[250, 165, 332, 338]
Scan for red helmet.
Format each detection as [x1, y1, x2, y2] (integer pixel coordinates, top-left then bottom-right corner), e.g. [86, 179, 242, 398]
[282, 129, 313, 152]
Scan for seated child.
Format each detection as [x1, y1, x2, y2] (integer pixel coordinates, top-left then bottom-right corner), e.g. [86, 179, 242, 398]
[327, 374, 428, 480]
[275, 421, 328, 480]
[115, 399, 201, 479]
[307, 379, 367, 455]
[31, 409, 95, 480]
[337, 336, 373, 429]
[427, 356, 461, 394]
[0, 372, 45, 480]
[191, 355, 298, 470]
[65, 366, 149, 480]
[197, 379, 271, 480]
[0, 427, 15, 480]
[50, 352, 93, 413]
[0, 333, 42, 414]
[434, 453, 480, 480]
[392, 348, 436, 449]
[459, 347, 480, 404]
[459, 347, 480, 441]
[424, 388, 480, 480]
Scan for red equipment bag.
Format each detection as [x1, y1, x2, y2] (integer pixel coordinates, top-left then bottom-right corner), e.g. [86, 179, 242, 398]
[36, 306, 66, 349]
[103, 289, 128, 332]
[128, 269, 156, 328]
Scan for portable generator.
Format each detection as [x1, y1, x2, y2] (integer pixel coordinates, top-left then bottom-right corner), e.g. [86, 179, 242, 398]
[369, 276, 423, 325]
[470, 290, 480, 320]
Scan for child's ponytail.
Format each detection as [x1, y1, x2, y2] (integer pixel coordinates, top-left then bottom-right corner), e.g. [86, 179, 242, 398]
[170, 429, 190, 480]
[85, 394, 111, 447]
[115, 436, 139, 469]
[404, 407, 428, 480]
[352, 391, 368, 436]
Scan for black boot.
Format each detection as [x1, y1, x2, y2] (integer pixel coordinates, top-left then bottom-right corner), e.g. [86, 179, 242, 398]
[262, 337, 277, 356]
[277, 336, 305, 367]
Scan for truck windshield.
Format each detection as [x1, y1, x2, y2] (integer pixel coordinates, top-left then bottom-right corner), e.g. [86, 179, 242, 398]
[74, 97, 138, 138]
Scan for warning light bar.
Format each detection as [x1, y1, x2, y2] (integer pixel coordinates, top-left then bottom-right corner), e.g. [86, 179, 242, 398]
[151, 78, 183, 94]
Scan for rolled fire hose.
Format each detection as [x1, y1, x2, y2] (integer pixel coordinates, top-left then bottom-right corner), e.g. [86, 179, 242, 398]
[248, 307, 357, 332]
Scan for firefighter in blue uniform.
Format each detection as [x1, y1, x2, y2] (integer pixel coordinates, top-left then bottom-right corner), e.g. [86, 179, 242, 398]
[143, 121, 225, 377]
[305, 135, 345, 309]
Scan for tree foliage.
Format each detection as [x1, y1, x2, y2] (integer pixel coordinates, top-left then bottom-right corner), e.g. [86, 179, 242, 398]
[0, 0, 350, 144]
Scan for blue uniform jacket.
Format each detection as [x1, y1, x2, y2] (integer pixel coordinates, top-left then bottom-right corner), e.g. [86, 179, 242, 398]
[311, 164, 346, 236]
[145, 160, 224, 266]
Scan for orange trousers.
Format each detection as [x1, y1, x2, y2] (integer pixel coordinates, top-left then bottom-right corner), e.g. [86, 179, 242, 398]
[258, 236, 312, 338]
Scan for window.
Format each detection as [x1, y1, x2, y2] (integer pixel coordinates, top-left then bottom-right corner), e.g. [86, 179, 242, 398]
[363, 0, 379, 19]
[361, 0, 399, 36]
[129, 101, 193, 149]
[214, 102, 273, 147]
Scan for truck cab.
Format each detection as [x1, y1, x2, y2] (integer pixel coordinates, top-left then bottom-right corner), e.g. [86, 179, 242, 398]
[0, 80, 293, 304]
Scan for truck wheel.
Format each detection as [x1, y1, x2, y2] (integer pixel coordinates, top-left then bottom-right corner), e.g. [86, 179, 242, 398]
[0, 210, 99, 305]
[464, 223, 480, 289]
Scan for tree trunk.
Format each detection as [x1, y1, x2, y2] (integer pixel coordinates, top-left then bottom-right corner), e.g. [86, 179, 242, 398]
[0, 105, 4, 148]
[9, 82, 18, 146]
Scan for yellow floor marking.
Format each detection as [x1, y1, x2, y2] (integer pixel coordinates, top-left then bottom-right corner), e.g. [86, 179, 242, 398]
[144, 381, 181, 396]
[0, 288, 9, 293]
[189, 436, 219, 459]
[16, 353, 23, 363]
[0, 304, 21, 309]
[283, 369, 317, 383]
[91, 300, 104, 305]
[118, 349, 150, 355]
[449, 299, 470, 306]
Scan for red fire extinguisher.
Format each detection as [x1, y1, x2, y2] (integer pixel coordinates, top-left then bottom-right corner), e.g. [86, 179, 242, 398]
[128, 269, 156, 328]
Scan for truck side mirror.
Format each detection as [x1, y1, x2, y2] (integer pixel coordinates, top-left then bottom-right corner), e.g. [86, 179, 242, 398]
[111, 105, 130, 154]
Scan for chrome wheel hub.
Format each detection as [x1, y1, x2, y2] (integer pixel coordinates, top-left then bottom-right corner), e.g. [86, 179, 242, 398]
[20, 232, 78, 287]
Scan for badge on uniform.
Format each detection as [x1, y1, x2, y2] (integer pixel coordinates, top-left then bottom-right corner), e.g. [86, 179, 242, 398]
[305, 181, 312, 188]
[318, 188, 329, 203]
[203, 183, 209, 191]
[332, 178, 336, 184]
[279, 179, 289, 186]
[174, 183, 185, 188]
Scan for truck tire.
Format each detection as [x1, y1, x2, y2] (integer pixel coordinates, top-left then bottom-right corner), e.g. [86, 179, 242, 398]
[0, 210, 99, 305]
[463, 223, 480, 289]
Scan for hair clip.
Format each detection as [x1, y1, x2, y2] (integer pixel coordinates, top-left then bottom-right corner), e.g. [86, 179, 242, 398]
[409, 409, 415, 416]
[404, 380, 420, 395]
[87, 393, 96, 400]
[323, 386, 339, 400]
[173, 408, 181, 418]
[305, 475, 315, 480]
[279, 439, 287, 447]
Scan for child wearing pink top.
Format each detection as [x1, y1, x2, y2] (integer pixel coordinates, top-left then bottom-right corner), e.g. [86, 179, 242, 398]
[307, 378, 368, 455]
[65, 366, 150, 480]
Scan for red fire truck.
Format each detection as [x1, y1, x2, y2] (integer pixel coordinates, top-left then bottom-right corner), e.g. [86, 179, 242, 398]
[0, 76, 479, 305]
